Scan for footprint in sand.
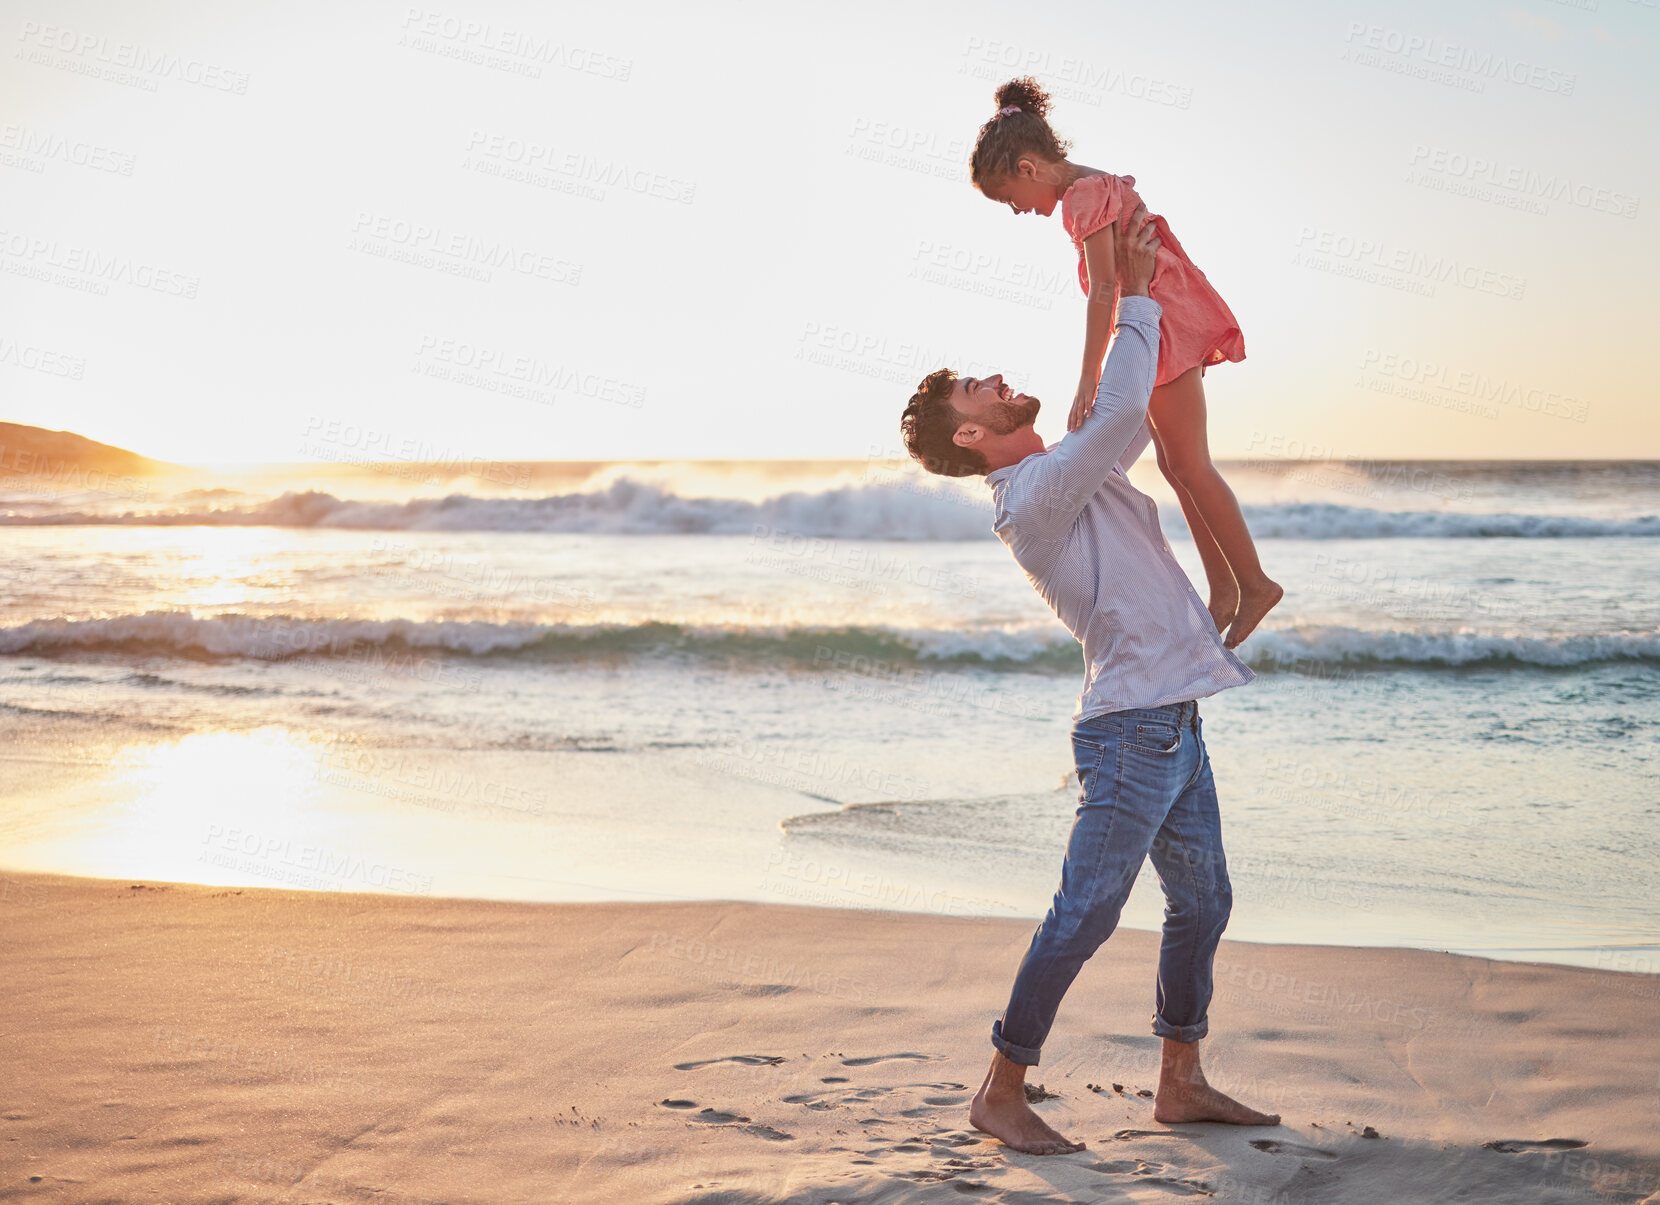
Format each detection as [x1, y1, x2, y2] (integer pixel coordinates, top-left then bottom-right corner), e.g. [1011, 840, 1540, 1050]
[729, 1123, 794, 1141]
[892, 1169, 991, 1190]
[782, 1094, 837, 1111]
[689, 1107, 750, 1124]
[1250, 1139, 1338, 1161]
[1141, 1176, 1213, 1196]
[888, 1167, 993, 1195]
[1090, 1159, 1213, 1196]
[782, 1080, 969, 1114]
[673, 1055, 786, 1070]
[673, 1106, 795, 1142]
[841, 1052, 935, 1066]
[1483, 1138, 1588, 1154]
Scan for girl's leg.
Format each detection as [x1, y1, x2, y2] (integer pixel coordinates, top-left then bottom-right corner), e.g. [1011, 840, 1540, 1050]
[1148, 367, 1283, 648]
[1150, 426, 1237, 635]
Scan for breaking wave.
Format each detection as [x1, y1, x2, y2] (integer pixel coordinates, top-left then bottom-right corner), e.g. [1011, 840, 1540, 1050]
[5, 612, 1657, 671]
[3, 479, 1655, 540]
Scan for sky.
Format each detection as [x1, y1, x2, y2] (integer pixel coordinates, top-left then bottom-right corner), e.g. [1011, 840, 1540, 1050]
[1, 0, 1656, 465]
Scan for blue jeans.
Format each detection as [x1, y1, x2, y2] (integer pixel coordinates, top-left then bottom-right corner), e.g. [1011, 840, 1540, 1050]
[990, 700, 1231, 1065]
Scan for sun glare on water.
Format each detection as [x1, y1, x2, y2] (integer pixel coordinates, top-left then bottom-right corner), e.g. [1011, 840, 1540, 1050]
[84, 728, 333, 887]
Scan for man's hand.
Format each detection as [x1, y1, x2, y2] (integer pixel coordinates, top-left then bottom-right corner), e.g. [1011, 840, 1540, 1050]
[1115, 200, 1159, 297]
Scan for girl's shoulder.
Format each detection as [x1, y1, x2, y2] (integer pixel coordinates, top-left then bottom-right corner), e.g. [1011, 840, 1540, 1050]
[1060, 172, 1139, 242]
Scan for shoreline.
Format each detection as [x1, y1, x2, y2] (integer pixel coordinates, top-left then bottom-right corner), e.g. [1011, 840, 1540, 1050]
[4, 869, 1659, 1203]
[4, 698, 1656, 979]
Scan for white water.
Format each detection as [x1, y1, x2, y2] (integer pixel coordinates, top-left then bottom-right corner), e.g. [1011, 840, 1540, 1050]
[2, 459, 1657, 968]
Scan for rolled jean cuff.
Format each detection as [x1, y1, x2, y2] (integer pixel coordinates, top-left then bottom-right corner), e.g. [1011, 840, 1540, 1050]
[990, 1017, 1042, 1066]
[1152, 1012, 1209, 1043]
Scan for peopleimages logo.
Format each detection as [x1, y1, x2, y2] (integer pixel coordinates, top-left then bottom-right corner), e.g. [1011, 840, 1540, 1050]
[398, 8, 633, 81]
[0, 229, 199, 298]
[0, 336, 85, 379]
[0, 124, 137, 175]
[464, 131, 695, 204]
[1292, 226, 1525, 301]
[1358, 349, 1588, 423]
[16, 21, 251, 93]
[959, 37, 1194, 109]
[348, 211, 582, 285]
[1406, 144, 1638, 219]
[1342, 22, 1576, 95]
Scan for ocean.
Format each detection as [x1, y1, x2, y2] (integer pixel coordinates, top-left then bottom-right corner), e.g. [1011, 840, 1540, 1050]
[2, 456, 1656, 974]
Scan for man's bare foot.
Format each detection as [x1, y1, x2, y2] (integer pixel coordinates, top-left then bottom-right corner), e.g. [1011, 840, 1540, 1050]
[969, 1052, 1085, 1155]
[1154, 1077, 1281, 1126]
[969, 1086, 1085, 1154]
[1154, 1037, 1280, 1127]
[1223, 578, 1283, 649]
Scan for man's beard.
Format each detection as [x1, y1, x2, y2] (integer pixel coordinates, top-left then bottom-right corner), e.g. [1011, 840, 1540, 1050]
[981, 396, 1040, 435]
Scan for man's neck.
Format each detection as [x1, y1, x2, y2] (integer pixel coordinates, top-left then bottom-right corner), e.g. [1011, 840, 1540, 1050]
[981, 428, 1048, 475]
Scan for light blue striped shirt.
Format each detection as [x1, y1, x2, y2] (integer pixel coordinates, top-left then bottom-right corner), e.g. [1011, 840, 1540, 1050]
[985, 294, 1254, 720]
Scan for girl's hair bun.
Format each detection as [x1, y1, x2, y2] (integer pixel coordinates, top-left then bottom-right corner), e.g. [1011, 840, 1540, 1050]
[993, 76, 1053, 119]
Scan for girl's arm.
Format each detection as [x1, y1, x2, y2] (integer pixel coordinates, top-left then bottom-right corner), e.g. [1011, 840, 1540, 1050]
[1069, 226, 1121, 433]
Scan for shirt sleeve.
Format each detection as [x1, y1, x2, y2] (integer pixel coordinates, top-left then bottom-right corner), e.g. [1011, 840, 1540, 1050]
[1003, 295, 1162, 542]
[1068, 175, 1147, 300]
[1069, 175, 1122, 247]
[1067, 174, 1138, 245]
[1117, 418, 1153, 475]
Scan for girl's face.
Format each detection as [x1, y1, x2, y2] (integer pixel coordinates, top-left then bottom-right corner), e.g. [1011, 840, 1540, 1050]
[980, 158, 1061, 217]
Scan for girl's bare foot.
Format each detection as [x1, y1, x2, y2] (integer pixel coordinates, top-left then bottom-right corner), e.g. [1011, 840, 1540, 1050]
[1207, 588, 1239, 636]
[968, 1053, 1085, 1155]
[1224, 578, 1283, 649]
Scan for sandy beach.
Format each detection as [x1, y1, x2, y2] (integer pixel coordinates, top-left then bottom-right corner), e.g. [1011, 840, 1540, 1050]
[3, 870, 1658, 1204]
[7, 0, 1659, 1199]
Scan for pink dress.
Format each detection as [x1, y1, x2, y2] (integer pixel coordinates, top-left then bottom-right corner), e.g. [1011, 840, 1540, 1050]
[1060, 173, 1245, 388]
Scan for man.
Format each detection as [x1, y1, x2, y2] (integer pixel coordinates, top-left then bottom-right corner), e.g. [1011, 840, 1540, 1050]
[898, 204, 1281, 1155]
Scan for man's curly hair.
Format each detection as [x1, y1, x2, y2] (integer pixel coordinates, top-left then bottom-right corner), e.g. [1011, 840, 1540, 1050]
[899, 368, 988, 478]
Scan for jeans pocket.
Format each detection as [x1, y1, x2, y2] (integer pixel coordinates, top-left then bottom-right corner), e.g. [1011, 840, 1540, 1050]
[1128, 720, 1181, 755]
[1072, 734, 1113, 795]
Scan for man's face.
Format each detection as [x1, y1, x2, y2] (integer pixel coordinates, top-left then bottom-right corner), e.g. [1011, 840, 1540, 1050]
[950, 373, 1040, 436]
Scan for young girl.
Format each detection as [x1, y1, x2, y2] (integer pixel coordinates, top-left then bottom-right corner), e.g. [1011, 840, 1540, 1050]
[968, 77, 1281, 649]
